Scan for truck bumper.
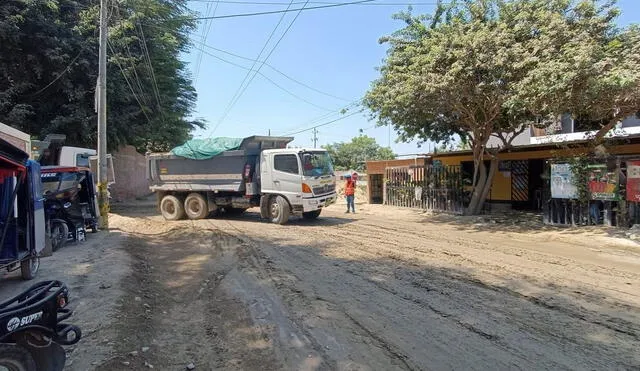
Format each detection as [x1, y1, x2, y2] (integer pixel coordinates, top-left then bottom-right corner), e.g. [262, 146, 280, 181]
[301, 193, 337, 213]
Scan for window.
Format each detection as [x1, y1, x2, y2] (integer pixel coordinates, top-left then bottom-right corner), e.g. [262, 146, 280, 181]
[274, 154, 299, 174]
[76, 154, 90, 168]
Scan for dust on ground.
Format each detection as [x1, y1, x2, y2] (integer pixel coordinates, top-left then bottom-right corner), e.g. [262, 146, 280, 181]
[1, 198, 639, 370]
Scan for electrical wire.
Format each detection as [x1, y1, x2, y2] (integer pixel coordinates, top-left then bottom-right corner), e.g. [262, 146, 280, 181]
[282, 110, 363, 136]
[183, 0, 375, 21]
[189, 43, 334, 110]
[193, 0, 221, 83]
[107, 40, 153, 125]
[27, 46, 87, 97]
[209, 0, 297, 136]
[188, 0, 441, 5]
[212, 0, 313, 135]
[137, 22, 165, 122]
[190, 38, 350, 101]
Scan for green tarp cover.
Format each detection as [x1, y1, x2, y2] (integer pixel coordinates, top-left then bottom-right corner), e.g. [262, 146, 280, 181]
[170, 137, 244, 160]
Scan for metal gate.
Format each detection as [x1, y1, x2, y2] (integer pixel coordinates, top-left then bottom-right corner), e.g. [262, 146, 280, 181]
[384, 165, 465, 214]
[511, 160, 529, 202]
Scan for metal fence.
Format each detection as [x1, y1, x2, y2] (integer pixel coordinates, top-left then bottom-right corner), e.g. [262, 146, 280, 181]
[384, 165, 465, 214]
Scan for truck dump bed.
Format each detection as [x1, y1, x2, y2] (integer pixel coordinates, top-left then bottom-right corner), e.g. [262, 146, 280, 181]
[147, 136, 293, 192]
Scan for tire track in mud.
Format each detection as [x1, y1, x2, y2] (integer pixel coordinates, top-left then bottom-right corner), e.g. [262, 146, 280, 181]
[96, 223, 284, 371]
[325, 221, 640, 342]
[210, 218, 420, 371]
[215, 212, 640, 370]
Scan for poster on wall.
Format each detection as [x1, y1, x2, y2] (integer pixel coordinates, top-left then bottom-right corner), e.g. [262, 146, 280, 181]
[550, 163, 577, 199]
[587, 164, 618, 201]
[626, 160, 640, 201]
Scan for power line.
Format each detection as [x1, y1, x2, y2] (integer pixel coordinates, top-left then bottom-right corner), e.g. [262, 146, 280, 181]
[188, 0, 438, 6]
[212, 0, 313, 135]
[275, 100, 360, 135]
[226, 0, 311, 114]
[137, 22, 165, 122]
[189, 42, 333, 110]
[114, 6, 153, 108]
[188, 37, 350, 101]
[185, 0, 375, 20]
[194, 0, 220, 83]
[107, 40, 153, 125]
[283, 109, 363, 136]
[209, 0, 297, 136]
[27, 46, 87, 97]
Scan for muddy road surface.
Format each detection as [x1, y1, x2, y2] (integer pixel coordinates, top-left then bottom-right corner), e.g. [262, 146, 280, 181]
[2, 199, 640, 370]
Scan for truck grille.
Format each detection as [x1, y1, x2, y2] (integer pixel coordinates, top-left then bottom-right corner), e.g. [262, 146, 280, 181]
[313, 184, 335, 195]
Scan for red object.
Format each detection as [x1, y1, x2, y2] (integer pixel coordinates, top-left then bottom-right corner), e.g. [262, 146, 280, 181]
[345, 179, 356, 196]
[627, 161, 640, 201]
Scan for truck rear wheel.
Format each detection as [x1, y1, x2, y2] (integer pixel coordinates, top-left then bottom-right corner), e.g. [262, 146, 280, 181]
[270, 196, 290, 225]
[161, 195, 186, 221]
[184, 193, 208, 220]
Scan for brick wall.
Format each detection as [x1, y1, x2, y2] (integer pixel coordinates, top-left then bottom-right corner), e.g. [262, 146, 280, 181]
[110, 145, 150, 202]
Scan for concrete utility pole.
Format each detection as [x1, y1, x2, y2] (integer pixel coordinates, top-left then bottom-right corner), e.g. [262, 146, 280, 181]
[97, 0, 109, 229]
[312, 127, 318, 148]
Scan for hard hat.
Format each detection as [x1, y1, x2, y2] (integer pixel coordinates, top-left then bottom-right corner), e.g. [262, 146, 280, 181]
[344, 173, 352, 178]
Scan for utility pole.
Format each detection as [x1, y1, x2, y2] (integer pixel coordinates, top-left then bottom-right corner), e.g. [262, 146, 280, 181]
[97, 0, 109, 229]
[312, 127, 318, 148]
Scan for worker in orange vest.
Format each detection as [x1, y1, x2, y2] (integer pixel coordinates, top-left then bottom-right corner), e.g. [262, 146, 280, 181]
[345, 173, 356, 213]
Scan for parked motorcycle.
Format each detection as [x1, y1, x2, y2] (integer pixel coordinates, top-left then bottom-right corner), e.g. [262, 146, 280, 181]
[41, 166, 99, 251]
[0, 280, 81, 371]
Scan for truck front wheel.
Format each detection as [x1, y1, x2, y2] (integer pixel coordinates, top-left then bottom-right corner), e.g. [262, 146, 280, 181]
[184, 193, 209, 220]
[161, 195, 186, 221]
[270, 196, 290, 225]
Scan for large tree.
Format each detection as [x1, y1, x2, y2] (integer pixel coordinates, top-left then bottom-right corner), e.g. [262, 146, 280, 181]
[365, 0, 639, 214]
[0, 0, 202, 152]
[323, 135, 395, 171]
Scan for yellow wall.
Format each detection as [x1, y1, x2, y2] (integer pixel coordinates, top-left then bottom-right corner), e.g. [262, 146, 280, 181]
[432, 143, 640, 202]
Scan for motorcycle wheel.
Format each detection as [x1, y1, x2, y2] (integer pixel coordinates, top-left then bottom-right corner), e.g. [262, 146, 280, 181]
[0, 344, 37, 371]
[51, 223, 68, 252]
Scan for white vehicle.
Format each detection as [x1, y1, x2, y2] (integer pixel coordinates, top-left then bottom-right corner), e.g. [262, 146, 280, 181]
[146, 136, 337, 224]
[32, 135, 115, 185]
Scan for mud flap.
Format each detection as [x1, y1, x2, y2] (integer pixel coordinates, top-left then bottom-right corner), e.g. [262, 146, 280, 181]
[25, 342, 66, 371]
[259, 195, 270, 219]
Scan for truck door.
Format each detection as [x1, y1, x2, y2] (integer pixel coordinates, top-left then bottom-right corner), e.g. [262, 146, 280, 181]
[271, 154, 302, 198]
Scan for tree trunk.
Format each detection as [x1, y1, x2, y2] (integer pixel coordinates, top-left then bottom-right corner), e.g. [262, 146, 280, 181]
[473, 157, 499, 214]
[593, 116, 622, 143]
[465, 160, 487, 215]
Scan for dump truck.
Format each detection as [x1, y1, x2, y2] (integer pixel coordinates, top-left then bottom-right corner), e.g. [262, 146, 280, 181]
[146, 136, 337, 224]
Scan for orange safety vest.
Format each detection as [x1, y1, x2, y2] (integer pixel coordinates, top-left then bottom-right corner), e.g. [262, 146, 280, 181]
[345, 180, 356, 196]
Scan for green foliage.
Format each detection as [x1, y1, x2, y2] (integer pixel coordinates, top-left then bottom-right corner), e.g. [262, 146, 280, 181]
[568, 156, 591, 204]
[364, 0, 640, 213]
[322, 135, 395, 171]
[0, 0, 203, 152]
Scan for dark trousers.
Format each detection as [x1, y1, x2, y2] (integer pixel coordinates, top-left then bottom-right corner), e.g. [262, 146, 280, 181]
[346, 195, 355, 212]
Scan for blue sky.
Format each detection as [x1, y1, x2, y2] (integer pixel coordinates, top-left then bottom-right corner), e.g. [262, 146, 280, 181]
[185, 0, 639, 156]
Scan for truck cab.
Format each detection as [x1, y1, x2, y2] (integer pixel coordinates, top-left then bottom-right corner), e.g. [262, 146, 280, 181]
[259, 149, 336, 220]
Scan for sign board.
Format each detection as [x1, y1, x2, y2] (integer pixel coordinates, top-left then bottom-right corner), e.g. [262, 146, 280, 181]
[550, 163, 577, 199]
[627, 160, 640, 202]
[587, 164, 618, 201]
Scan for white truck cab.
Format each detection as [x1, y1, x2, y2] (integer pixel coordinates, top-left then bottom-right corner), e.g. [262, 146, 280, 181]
[259, 148, 337, 218]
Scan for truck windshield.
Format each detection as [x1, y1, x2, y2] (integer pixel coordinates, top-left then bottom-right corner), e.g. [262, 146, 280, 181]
[300, 152, 334, 177]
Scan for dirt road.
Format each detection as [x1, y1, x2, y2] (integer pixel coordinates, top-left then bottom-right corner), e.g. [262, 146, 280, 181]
[2, 199, 639, 370]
